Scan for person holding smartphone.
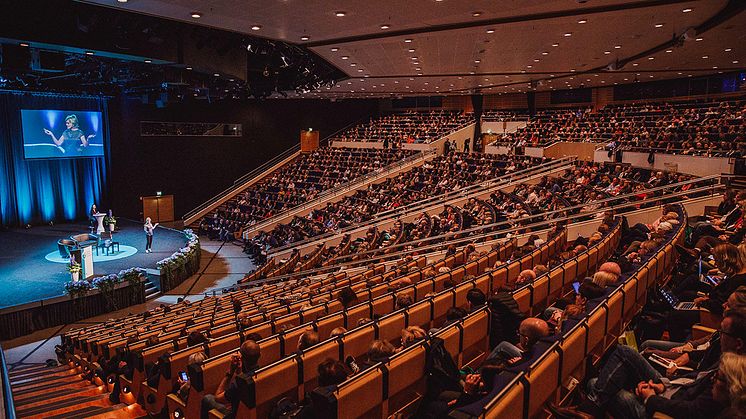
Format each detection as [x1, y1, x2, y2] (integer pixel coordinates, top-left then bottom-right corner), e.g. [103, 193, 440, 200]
[201, 340, 261, 419]
[173, 352, 207, 404]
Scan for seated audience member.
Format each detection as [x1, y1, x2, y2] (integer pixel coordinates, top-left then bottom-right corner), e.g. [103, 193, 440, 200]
[488, 288, 527, 348]
[201, 340, 261, 419]
[298, 330, 320, 352]
[329, 327, 347, 338]
[395, 293, 414, 310]
[398, 326, 427, 351]
[551, 309, 746, 419]
[669, 243, 746, 341]
[487, 318, 551, 370]
[361, 340, 395, 370]
[336, 286, 358, 309]
[317, 358, 348, 389]
[598, 261, 622, 281]
[711, 353, 746, 419]
[514, 269, 537, 288]
[174, 351, 208, 404]
[466, 288, 487, 312]
[551, 281, 606, 333]
[430, 307, 467, 334]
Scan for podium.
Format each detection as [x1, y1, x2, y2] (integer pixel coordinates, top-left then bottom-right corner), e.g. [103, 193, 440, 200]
[70, 244, 95, 279]
[93, 212, 106, 234]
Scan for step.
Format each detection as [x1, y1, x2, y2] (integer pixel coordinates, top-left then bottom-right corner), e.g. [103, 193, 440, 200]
[14, 385, 107, 409]
[145, 291, 162, 301]
[11, 371, 84, 391]
[8, 363, 68, 379]
[10, 368, 79, 386]
[11, 378, 90, 398]
[15, 393, 112, 419]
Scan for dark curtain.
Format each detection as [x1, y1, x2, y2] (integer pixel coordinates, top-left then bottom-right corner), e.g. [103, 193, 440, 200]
[471, 94, 483, 152]
[0, 91, 109, 226]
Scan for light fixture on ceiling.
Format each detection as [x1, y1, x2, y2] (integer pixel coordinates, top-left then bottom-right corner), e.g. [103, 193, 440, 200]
[472, 11, 482, 17]
[404, 39, 412, 43]
[695, 37, 703, 41]
[654, 23, 664, 28]
[632, 63, 639, 66]
[251, 25, 262, 30]
[214, 73, 220, 77]
[185, 66, 192, 70]
[331, 47, 339, 52]
[190, 11, 202, 19]
[725, 48, 732, 52]
[648, 57, 654, 60]
[144, 59, 152, 63]
[702, 55, 708, 59]
[486, 29, 495, 34]
[85, 51, 94, 55]
[665, 49, 673, 53]
[117, 0, 128, 2]
[335, 11, 346, 17]
[474, 59, 481, 63]
[552, 43, 559, 47]
[604, 51, 611, 55]
[350, 63, 357, 66]
[380, 24, 390, 29]
[301, 35, 310, 41]
[614, 45, 622, 49]
[341, 56, 349, 60]
[564, 32, 572, 37]
[541, 51, 549, 55]
[682, 8, 692, 13]
[577, 19, 587, 24]
[19, 42, 29, 47]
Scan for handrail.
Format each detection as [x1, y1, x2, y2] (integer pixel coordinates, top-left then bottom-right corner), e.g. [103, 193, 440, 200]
[263, 157, 576, 254]
[619, 145, 740, 157]
[267, 170, 721, 258]
[331, 117, 476, 144]
[242, 149, 434, 236]
[0, 345, 16, 419]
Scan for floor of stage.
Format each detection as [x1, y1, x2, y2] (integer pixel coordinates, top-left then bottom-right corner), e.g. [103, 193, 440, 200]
[0, 219, 187, 309]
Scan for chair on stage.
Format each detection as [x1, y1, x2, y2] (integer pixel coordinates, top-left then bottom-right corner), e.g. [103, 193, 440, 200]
[57, 238, 77, 258]
[72, 233, 100, 255]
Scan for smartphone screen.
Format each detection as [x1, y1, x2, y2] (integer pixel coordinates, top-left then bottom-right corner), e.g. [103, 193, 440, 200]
[179, 371, 188, 382]
[572, 281, 580, 294]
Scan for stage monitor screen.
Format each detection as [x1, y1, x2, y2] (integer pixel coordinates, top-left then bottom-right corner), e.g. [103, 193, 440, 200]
[21, 109, 104, 159]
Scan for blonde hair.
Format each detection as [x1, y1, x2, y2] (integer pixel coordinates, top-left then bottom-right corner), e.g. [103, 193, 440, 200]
[719, 352, 746, 411]
[592, 271, 616, 288]
[400, 326, 426, 347]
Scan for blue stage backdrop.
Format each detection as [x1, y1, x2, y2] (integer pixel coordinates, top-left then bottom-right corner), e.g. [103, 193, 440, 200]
[0, 91, 109, 226]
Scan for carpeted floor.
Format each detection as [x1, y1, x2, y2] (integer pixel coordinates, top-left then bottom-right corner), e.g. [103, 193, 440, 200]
[0, 219, 187, 309]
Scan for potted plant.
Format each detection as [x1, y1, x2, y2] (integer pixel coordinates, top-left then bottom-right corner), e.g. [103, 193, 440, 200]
[68, 261, 82, 282]
[103, 213, 117, 233]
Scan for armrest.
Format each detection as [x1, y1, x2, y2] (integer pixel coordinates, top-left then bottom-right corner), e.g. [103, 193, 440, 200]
[692, 324, 716, 341]
[652, 412, 674, 419]
[166, 393, 186, 419]
[208, 408, 226, 419]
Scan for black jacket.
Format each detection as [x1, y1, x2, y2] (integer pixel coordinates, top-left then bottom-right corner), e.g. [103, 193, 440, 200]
[645, 369, 725, 419]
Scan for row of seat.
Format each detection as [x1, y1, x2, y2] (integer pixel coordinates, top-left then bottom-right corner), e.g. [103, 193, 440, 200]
[477, 208, 684, 419]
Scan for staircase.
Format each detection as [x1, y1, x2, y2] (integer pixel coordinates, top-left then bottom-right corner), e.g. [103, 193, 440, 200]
[143, 277, 160, 300]
[8, 362, 145, 418]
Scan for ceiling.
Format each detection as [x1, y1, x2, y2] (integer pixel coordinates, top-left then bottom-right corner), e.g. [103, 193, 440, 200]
[82, 0, 746, 99]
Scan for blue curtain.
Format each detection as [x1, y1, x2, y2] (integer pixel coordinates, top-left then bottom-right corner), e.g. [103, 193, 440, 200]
[0, 91, 109, 226]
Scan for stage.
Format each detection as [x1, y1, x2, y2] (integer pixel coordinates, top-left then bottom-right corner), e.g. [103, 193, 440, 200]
[0, 219, 187, 309]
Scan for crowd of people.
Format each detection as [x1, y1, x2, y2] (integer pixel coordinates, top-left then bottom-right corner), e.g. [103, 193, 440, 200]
[335, 110, 474, 145]
[199, 147, 412, 241]
[491, 98, 745, 156]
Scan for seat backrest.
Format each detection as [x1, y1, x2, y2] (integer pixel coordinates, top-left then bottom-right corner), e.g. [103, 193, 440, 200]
[559, 326, 587, 382]
[335, 366, 384, 419]
[526, 349, 560, 418]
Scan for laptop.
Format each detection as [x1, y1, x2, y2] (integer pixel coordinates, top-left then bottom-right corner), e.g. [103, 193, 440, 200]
[659, 288, 697, 310]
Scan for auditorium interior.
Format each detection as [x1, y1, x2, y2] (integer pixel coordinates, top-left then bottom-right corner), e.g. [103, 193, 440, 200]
[1, 1, 746, 418]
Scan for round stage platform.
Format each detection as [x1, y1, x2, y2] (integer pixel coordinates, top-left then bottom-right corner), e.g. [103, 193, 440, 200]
[0, 219, 187, 309]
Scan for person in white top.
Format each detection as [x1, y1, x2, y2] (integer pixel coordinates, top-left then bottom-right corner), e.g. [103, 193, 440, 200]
[144, 217, 159, 253]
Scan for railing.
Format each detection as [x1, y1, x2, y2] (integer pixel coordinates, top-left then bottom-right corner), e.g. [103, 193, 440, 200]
[264, 157, 576, 255]
[242, 149, 435, 237]
[0, 346, 15, 419]
[183, 116, 374, 225]
[331, 118, 476, 144]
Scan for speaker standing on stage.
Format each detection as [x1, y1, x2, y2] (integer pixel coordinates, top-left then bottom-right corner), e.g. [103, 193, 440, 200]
[144, 217, 159, 253]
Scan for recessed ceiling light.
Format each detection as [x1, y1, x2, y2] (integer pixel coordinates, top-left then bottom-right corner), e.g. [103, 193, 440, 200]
[570, 69, 576, 72]
[301, 35, 310, 41]
[350, 63, 357, 67]
[677, 72, 683, 75]
[614, 45, 622, 49]
[214, 73, 220, 77]
[117, 0, 128, 2]
[331, 47, 339, 52]
[733, 60, 739, 64]
[357, 69, 363, 72]
[632, 63, 639, 66]
[472, 11, 482, 17]
[190, 11, 202, 19]
[474, 59, 481, 63]
[665, 49, 673, 53]
[408, 49, 415, 53]
[649, 75, 654, 78]
[380, 24, 390, 29]
[682, 8, 692, 13]
[19, 42, 29, 47]
[251, 25, 262, 31]
[695, 37, 703, 41]
[416, 67, 422, 71]
[564, 32, 572, 37]
[411, 56, 418, 60]
[404, 39, 412, 43]
[486, 29, 495, 34]
[144, 59, 152, 63]
[725, 48, 732, 52]
[541, 51, 549, 55]
[552, 43, 559, 47]
[623, 78, 629, 81]
[85, 51, 94, 55]
[702, 55, 708, 59]
[654, 23, 664, 28]
[341, 56, 349, 60]
[527, 65, 533, 68]
[335, 11, 346, 17]
[648, 57, 655, 60]
[604, 51, 611, 55]
[577, 19, 587, 24]
[185, 66, 192, 70]
[533, 59, 540, 62]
